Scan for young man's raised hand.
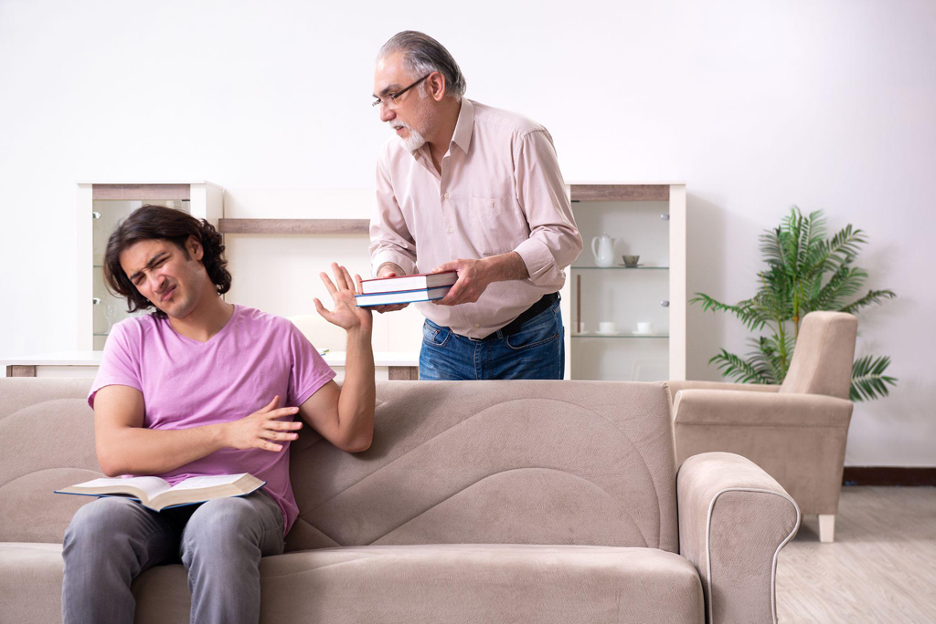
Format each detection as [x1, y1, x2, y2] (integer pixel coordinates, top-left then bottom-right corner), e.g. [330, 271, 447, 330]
[314, 262, 373, 331]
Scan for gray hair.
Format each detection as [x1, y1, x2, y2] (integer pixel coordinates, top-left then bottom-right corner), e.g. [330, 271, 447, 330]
[378, 31, 466, 101]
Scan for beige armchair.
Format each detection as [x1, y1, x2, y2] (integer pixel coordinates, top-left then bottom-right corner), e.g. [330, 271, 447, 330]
[669, 311, 857, 542]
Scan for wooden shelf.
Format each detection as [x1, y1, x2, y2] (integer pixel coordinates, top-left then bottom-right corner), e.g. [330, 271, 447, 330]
[218, 219, 369, 235]
[570, 184, 669, 202]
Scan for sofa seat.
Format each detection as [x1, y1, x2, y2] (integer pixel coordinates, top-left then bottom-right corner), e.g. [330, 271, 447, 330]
[1, 542, 705, 624]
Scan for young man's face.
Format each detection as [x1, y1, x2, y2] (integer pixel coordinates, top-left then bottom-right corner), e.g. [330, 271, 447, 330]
[120, 237, 208, 319]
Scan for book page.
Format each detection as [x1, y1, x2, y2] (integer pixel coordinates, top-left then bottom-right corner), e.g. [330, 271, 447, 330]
[70, 476, 170, 499]
[167, 473, 249, 492]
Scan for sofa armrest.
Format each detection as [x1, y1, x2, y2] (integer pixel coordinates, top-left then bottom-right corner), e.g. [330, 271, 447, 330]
[665, 381, 780, 406]
[677, 452, 800, 624]
[673, 389, 853, 428]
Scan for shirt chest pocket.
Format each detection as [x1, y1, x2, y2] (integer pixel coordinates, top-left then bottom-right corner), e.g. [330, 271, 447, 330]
[468, 196, 529, 256]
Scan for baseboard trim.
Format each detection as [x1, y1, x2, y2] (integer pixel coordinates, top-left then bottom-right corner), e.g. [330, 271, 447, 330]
[843, 467, 936, 486]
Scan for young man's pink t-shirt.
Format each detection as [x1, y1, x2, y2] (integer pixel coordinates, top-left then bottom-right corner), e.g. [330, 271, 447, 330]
[88, 304, 336, 535]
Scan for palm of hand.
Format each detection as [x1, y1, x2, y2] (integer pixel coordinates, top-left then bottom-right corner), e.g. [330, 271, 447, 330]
[314, 263, 372, 331]
[329, 287, 370, 329]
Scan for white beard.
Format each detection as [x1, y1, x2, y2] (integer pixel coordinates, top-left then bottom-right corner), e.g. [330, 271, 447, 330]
[392, 121, 427, 152]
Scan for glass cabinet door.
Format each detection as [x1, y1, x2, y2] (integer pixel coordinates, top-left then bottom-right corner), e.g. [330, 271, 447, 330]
[564, 184, 686, 382]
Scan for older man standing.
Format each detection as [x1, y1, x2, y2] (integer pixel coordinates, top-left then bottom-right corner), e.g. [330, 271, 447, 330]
[369, 30, 582, 381]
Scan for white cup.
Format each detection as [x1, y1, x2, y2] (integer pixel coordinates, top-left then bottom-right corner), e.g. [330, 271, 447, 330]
[599, 321, 617, 333]
[637, 322, 654, 334]
[576, 321, 586, 333]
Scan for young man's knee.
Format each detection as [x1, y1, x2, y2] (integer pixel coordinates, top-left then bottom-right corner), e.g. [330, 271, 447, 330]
[66, 498, 140, 538]
[184, 498, 257, 544]
[63, 499, 146, 562]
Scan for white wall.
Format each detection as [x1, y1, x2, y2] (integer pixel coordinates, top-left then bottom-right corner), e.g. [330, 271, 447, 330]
[1, 0, 933, 466]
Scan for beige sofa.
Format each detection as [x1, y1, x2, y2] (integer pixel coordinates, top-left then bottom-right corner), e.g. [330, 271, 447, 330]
[1, 378, 799, 624]
[669, 311, 857, 543]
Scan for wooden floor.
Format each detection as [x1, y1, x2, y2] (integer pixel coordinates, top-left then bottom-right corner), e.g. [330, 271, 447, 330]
[776, 486, 936, 623]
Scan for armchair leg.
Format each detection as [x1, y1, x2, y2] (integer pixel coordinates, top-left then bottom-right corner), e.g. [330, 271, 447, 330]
[819, 514, 836, 543]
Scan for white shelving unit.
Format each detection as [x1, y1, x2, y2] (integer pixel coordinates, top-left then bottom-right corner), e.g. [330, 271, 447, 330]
[76, 182, 224, 350]
[559, 183, 686, 381]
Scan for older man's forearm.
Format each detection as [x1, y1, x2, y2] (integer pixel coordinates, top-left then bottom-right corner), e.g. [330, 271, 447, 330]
[481, 251, 529, 282]
[377, 262, 406, 277]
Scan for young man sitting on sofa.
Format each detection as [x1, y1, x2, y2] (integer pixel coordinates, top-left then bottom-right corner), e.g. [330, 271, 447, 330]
[62, 205, 375, 624]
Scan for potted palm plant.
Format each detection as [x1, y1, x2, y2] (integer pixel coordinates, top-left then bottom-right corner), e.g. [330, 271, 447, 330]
[692, 206, 897, 401]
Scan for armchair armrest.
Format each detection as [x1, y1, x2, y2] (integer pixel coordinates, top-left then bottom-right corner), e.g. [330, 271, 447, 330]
[677, 452, 800, 624]
[665, 381, 780, 406]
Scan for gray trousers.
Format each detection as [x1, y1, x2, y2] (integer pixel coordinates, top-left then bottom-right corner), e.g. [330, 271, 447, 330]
[62, 490, 285, 624]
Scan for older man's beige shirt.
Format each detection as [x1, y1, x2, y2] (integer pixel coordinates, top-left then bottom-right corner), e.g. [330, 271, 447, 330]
[369, 98, 582, 339]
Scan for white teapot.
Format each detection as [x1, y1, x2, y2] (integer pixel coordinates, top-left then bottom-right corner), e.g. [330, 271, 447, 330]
[591, 234, 616, 267]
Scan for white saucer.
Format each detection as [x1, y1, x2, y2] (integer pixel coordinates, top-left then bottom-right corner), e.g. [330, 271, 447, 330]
[573, 331, 591, 335]
[595, 330, 622, 336]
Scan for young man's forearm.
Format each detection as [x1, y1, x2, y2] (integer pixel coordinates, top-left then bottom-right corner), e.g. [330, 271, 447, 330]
[336, 326, 376, 452]
[99, 424, 226, 477]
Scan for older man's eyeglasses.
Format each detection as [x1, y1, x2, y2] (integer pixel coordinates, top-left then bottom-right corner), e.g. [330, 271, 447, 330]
[372, 73, 432, 109]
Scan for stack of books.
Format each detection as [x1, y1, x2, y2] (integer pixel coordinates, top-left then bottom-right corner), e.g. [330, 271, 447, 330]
[355, 271, 459, 307]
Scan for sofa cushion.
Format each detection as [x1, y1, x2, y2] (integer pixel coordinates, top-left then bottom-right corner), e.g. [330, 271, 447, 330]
[1, 542, 703, 624]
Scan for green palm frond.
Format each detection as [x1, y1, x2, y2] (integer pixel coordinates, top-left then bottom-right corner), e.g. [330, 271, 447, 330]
[690, 293, 767, 331]
[823, 224, 866, 269]
[839, 289, 897, 314]
[746, 338, 780, 384]
[748, 332, 795, 382]
[850, 355, 897, 402]
[708, 349, 773, 385]
[795, 209, 826, 273]
[760, 228, 785, 266]
[813, 265, 868, 311]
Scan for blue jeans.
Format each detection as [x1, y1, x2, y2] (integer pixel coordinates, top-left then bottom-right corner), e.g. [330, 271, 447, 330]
[419, 299, 565, 380]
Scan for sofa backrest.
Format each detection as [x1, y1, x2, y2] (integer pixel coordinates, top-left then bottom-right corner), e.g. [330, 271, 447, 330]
[0, 378, 679, 554]
[779, 311, 857, 399]
[0, 378, 99, 545]
[286, 381, 678, 553]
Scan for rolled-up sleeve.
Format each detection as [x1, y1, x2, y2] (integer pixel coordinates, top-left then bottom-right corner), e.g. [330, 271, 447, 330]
[369, 152, 418, 277]
[512, 129, 583, 286]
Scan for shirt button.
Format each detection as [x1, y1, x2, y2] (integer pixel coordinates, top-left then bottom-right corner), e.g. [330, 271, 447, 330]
[448, 227, 454, 234]
[443, 192, 450, 199]
[474, 324, 480, 328]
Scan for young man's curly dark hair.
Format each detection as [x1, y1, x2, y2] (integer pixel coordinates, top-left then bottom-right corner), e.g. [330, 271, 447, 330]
[103, 205, 231, 318]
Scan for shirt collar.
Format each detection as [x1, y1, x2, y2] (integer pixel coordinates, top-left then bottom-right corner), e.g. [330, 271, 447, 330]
[409, 98, 474, 163]
[450, 98, 474, 154]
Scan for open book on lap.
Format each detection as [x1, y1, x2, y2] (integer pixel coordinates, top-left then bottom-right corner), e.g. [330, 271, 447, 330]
[54, 473, 265, 512]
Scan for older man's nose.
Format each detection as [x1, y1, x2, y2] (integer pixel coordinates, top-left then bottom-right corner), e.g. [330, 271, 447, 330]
[379, 106, 395, 123]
